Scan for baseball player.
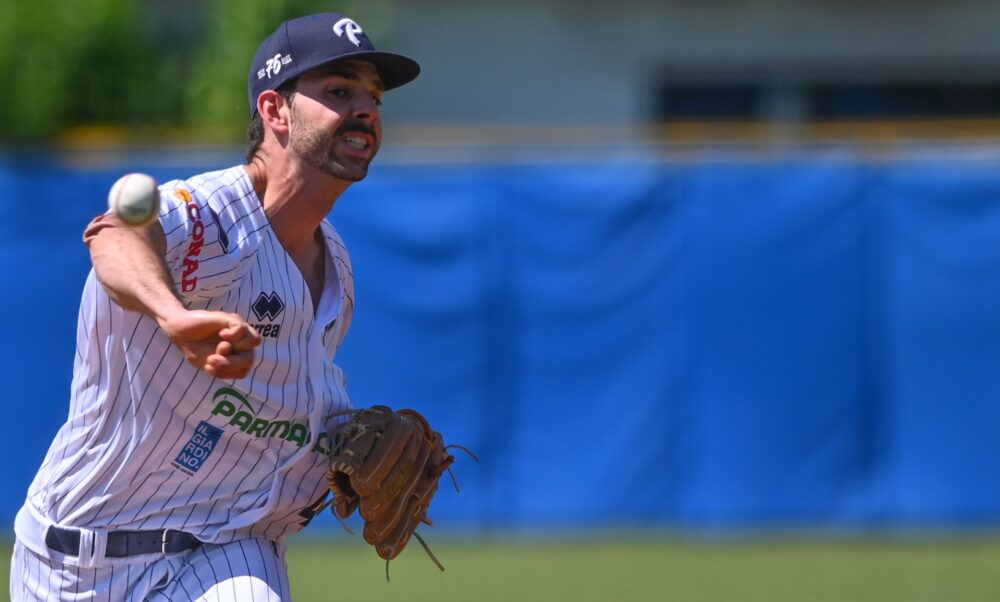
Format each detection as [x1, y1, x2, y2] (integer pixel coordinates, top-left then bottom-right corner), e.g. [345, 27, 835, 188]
[12, 12, 419, 601]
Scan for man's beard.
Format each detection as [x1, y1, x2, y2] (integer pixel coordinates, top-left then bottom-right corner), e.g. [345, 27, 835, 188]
[288, 112, 379, 182]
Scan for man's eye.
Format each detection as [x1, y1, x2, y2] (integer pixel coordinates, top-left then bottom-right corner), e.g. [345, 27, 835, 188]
[373, 95, 383, 106]
[328, 89, 348, 98]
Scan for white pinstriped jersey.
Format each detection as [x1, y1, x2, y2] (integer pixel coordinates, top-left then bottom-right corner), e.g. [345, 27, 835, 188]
[17, 165, 355, 555]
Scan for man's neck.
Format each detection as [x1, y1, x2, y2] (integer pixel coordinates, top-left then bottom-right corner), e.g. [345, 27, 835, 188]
[243, 156, 351, 257]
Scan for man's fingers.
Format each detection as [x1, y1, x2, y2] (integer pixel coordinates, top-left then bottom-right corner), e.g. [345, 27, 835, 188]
[219, 320, 262, 351]
[180, 339, 256, 379]
[171, 311, 256, 344]
[182, 342, 216, 364]
[204, 350, 256, 380]
[169, 311, 261, 378]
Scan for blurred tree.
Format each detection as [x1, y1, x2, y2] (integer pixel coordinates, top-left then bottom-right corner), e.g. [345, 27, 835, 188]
[0, 0, 154, 141]
[0, 0, 394, 144]
[181, 0, 377, 137]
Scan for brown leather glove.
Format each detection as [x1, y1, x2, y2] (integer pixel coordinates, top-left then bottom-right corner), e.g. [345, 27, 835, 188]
[327, 406, 471, 571]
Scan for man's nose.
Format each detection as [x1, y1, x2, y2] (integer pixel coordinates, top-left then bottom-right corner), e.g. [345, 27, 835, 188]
[352, 95, 380, 122]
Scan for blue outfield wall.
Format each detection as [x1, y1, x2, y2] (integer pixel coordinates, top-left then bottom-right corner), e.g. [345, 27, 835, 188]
[2, 150, 1000, 531]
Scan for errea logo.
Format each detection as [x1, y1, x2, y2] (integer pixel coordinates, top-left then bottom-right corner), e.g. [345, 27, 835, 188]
[252, 292, 285, 321]
[333, 18, 363, 46]
[251, 292, 284, 339]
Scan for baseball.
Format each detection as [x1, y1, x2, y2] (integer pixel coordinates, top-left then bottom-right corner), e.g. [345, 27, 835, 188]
[108, 173, 160, 226]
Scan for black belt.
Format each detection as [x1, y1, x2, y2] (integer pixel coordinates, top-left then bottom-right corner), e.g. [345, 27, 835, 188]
[45, 526, 202, 558]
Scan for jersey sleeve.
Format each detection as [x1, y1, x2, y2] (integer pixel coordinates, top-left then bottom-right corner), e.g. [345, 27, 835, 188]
[159, 184, 245, 303]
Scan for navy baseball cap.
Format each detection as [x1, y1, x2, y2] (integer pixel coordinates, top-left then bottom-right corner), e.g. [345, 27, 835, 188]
[248, 13, 420, 114]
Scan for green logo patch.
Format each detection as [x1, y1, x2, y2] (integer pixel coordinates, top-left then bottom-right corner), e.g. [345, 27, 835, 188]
[210, 386, 332, 454]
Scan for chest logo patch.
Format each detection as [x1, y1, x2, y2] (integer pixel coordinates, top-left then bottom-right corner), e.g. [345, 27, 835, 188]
[251, 292, 284, 338]
[252, 292, 285, 321]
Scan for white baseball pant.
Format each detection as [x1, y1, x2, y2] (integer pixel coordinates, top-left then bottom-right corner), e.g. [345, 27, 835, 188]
[11, 537, 292, 601]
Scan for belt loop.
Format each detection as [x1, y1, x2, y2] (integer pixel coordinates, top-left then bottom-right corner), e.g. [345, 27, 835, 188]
[76, 528, 108, 569]
[161, 529, 174, 555]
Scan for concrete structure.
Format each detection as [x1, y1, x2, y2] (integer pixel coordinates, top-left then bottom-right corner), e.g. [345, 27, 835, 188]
[380, 0, 1000, 132]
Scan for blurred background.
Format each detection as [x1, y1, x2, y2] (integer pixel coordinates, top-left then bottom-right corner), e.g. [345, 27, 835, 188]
[3, 0, 1000, 600]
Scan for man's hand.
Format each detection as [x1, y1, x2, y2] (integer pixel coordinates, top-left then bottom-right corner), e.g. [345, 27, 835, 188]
[86, 214, 261, 379]
[159, 310, 262, 379]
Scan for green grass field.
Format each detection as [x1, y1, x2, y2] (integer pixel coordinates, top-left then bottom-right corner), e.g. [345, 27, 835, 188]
[288, 537, 1000, 602]
[4, 537, 1000, 601]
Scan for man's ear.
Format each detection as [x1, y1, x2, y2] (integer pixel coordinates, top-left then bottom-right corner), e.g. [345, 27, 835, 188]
[257, 90, 291, 135]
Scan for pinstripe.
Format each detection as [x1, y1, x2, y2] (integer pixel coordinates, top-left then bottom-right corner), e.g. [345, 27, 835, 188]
[68, 363, 195, 521]
[175, 579, 195, 601]
[87, 362, 209, 522]
[189, 548, 212, 594]
[202, 437, 261, 521]
[251, 539, 272, 594]
[97, 363, 211, 522]
[202, 546, 224, 597]
[124, 563, 133, 602]
[222, 543, 241, 601]
[155, 293, 240, 527]
[125, 322, 171, 409]
[162, 172, 244, 257]
[18, 165, 355, 599]
[32, 284, 108, 511]
[27, 544, 34, 599]
[106, 565, 115, 602]
[16, 544, 23, 599]
[31, 544, 40, 599]
[36, 557, 43, 601]
[149, 539, 289, 601]
[42, 310, 144, 514]
[243, 541, 262, 602]
[274, 545, 289, 599]
[269, 234, 298, 395]
[245, 235, 284, 404]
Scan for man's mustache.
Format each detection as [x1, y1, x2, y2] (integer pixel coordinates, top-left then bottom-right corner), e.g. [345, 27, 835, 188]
[336, 121, 377, 140]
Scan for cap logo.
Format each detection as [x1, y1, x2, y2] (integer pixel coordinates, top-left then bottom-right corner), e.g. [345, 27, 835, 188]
[332, 18, 364, 46]
[258, 53, 293, 80]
